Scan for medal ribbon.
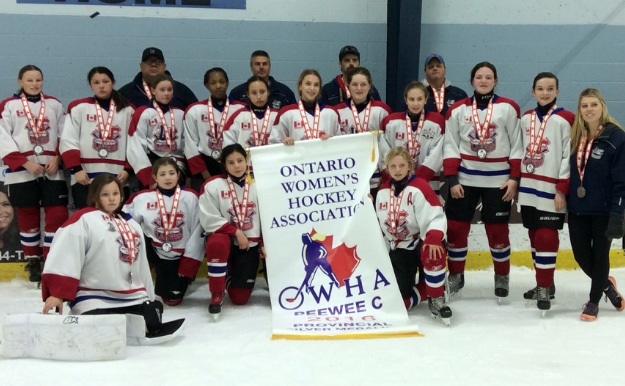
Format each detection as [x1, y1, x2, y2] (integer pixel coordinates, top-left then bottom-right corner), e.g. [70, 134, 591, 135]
[388, 185, 406, 238]
[207, 99, 230, 143]
[338, 76, 351, 99]
[297, 101, 321, 139]
[471, 97, 494, 145]
[227, 177, 250, 230]
[94, 99, 117, 141]
[113, 215, 137, 263]
[527, 105, 557, 158]
[350, 101, 372, 134]
[153, 101, 176, 150]
[156, 186, 181, 242]
[404, 112, 424, 160]
[250, 107, 271, 146]
[576, 125, 603, 186]
[20, 93, 46, 142]
[432, 87, 445, 113]
[142, 81, 153, 100]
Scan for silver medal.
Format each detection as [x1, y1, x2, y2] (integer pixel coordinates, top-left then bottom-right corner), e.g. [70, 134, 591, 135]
[526, 164, 535, 174]
[34, 145, 44, 156]
[477, 148, 487, 159]
[98, 148, 109, 158]
[577, 186, 586, 198]
[162, 242, 172, 253]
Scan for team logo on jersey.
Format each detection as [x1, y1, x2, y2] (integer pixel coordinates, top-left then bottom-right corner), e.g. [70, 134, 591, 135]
[277, 230, 361, 310]
[26, 118, 51, 145]
[86, 114, 97, 122]
[422, 127, 436, 139]
[227, 202, 256, 231]
[271, 100, 282, 110]
[383, 209, 410, 240]
[523, 138, 551, 169]
[91, 125, 121, 154]
[152, 212, 186, 242]
[206, 124, 223, 153]
[468, 125, 498, 154]
[591, 148, 604, 159]
[116, 232, 141, 264]
[153, 126, 179, 152]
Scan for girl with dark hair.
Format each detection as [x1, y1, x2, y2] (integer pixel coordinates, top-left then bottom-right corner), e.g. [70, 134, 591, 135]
[127, 74, 187, 188]
[334, 67, 392, 194]
[567, 88, 625, 321]
[443, 61, 523, 302]
[269, 69, 341, 145]
[42, 174, 184, 338]
[61, 66, 134, 209]
[0, 182, 21, 255]
[381, 81, 446, 195]
[518, 72, 574, 313]
[184, 68, 245, 185]
[199, 144, 264, 318]
[0, 65, 68, 282]
[123, 157, 204, 306]
[223, 76, 278, 148]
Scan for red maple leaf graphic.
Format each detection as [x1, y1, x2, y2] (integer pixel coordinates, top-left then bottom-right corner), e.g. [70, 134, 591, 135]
[310, 229, 361, 287]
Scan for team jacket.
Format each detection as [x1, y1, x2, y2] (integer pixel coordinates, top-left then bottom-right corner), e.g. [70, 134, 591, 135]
[568, 124, 625, 216]
[320, 75, 382, 107]
[335, 99, 392, 189]
[229, 76, 296, 111]
[268, 103, 341, 144]
[119, 71, 198, 111]
[0, 94, 65, 184]
[61, 97, 134, 184]
[375, 176, 447, 251]
[41, 208, 154, 315]
[381, 111, 445, 192]
[443, 95, 523, 188]
[183, 98, 245, 176]
[222, 108, 279, 148]
[127, 105, 185, 186]
[518, 108, 574, 213]
[123, 187, 204, 278]
[199, 175, 261, 248]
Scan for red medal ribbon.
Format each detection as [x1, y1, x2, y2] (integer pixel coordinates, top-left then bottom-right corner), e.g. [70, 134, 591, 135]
[94, 99, 117, 141]
[349, 101, 372, 134]
[152, 101, 176, 150]
[20, 93, 46, 142]
[388, 185, 406, 238]
[432, 87, 445, 113]
[207, 99, 230, 143]
[297, 101, 321, 139]
[527, 105, 557, 159]
[471, 97, 494, 145]
[576, 125, 603, 186]
[250, 107, 271, 147]
[142, 81, 153, 100]
[113, 215, 137, 263]
[404, 112, 424, 161]
[155, 186, 181, 242]
[227, 177, 250, 230]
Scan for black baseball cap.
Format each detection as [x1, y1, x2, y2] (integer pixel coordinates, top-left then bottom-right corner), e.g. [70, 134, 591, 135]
[339, 45, 360, 61]
[142, 47, 165, 62]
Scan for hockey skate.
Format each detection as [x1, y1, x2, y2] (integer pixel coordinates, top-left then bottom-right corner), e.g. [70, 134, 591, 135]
[208, 292, 224, 320]
[494, 274, 509, 304]
[25, 258, 42, 283]
[604, 276, 625, 311]
[523, 284, 556, 300]
[428, 297, 452, 326]
[445, 273, 464, 300]
[536, 286, 551, 317]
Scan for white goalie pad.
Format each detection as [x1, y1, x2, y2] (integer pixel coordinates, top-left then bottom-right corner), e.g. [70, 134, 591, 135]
[0, 314, 126, 361]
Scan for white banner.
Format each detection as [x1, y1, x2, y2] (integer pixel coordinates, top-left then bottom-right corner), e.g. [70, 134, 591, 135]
[251, 133, 420, 339]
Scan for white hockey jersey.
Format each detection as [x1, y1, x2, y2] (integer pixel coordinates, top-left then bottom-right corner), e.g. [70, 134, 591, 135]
[199, 175, 261, 247]
[443, 95, 523, 188]
[61, 97, 134, 184]
[223, 108, 279, 149]
[375, 177, 447, 251]
[42, 208, 154, 315]
[518, 108, 574, 213]
[127, 105, 185, 186]
[183, 99, 245, 176]
[268, 103, 341, 144]
[0, 94, 65, 184]
[123, 187, 204, 276]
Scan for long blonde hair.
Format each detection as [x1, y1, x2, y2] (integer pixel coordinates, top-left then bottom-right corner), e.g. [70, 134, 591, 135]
[385, 147, 415, 178]
[571, 88, 623, 151]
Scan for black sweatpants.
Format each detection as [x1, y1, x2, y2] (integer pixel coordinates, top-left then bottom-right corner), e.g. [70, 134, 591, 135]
[568, 213, 611, 304]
